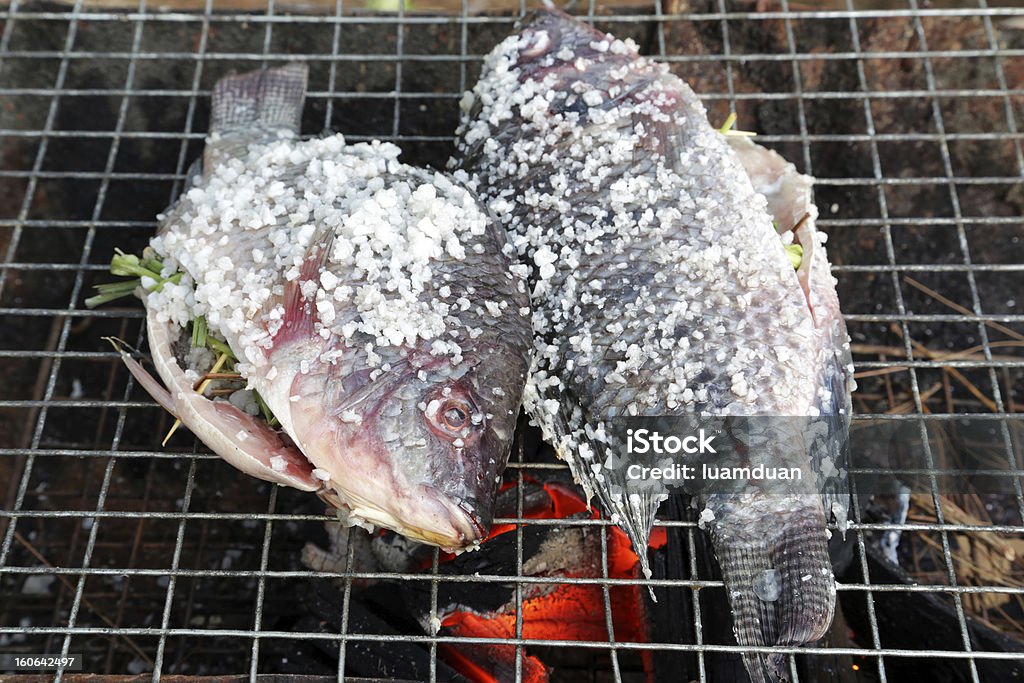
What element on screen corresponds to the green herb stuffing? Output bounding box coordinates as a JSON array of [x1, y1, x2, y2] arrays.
[[717, 112, 756, 138], [89, 248, 281, 432], [190, 315, 208, 349], [785, 243, 804, 270], [85, 248, 183, 309]]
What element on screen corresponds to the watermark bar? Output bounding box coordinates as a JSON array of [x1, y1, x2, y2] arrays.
[[605, 416, 1023, 497], [0, 654, 83, 671]]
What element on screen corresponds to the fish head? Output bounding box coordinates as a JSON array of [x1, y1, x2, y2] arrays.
[[279, 340, 523, 550]]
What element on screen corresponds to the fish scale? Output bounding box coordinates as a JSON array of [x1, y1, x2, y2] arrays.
[[455, 11, 853, 683]]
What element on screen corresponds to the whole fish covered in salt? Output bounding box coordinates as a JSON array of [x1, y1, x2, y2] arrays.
[[119, 64, 532, 551], [453, 11, 854, 682]]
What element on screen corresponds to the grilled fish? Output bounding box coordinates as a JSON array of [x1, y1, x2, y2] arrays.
[[121, 64, 531, 550], [454, 11, 853, 681]]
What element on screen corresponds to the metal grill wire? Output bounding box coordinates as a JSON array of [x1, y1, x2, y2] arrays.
[[0, 0, 1023, 681]]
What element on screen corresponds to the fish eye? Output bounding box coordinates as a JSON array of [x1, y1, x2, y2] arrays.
[[425, 389, 480, 440], [441, 400, 470, 431]]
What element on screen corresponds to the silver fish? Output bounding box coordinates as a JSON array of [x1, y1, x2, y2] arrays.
[[454, 11, 854, 681], [121, 64, 532, 550]]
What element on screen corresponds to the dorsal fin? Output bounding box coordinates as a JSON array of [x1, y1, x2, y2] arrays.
[[211, 63, 308, 135]]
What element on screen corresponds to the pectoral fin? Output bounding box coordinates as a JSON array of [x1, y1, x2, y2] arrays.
[[115, 306, 320, 492]]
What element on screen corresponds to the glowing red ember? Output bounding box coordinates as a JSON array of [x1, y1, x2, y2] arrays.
[[436, 480, 655, 682]]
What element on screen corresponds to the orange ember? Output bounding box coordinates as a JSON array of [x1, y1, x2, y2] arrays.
[[436, 479, 654, 683], [441, 614, 550, 683]]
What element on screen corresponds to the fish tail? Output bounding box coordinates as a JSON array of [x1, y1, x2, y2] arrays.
[[211, 63, 308, 135], [710, 507, 835, 683], [615, 492, 663, 583]]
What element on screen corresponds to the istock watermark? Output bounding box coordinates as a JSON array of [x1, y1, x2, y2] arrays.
[[624, 427, 806, 483], [626, 428, 717, 455], [597, 415, 1023, 499]]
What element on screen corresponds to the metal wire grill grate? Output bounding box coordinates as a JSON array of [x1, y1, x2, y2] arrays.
[[1, 0, 1023, 681]]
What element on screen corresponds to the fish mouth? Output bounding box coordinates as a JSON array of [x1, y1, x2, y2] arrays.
[[290, 417, 493, 549], [402, 496, 488, 548], [320, 481, 489, 550]]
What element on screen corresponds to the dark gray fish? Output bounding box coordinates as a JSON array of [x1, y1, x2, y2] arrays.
[[453, 11, 854, 681], [121, 64, 532, 550]]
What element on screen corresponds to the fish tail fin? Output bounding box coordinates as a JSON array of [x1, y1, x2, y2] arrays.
[[710, 506, 835, 683], [615, 492, 663, 585], [211, 63, 308, 135]]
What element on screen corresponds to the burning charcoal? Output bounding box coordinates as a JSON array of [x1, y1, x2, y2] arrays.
[[305, 582, 471, 683], [297, 480, 650, 682], [421, 516, 648, 681], [301, 479, 645, 682], [440, 615, 551, 683], [395, 514, 600, 618], [303, 480, 569, 578], [403, 518, 599, 683], [301, 517, 381, 576], [493, 479, 563, 519]]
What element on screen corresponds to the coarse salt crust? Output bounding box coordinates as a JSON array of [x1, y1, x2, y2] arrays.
[[150, 135, 506, 382], [454, 16, 854, 551], [457, 29, 812, 462]]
